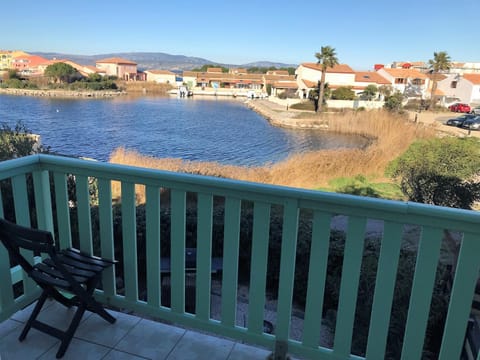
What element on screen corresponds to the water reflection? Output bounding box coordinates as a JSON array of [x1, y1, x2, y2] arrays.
[[0, 95, 368, 166]]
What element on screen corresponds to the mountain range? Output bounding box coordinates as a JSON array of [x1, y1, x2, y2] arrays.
[[32, 52, 297, 71]]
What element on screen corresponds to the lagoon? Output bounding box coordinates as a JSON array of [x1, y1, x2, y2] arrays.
[[0, 95, 368, 166]]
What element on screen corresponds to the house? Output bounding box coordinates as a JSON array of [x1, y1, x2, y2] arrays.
[[391, 61, 428, 72], [437, 73, 480, 105], [144, 70, 176, 84], [11, 55, 49, 75], [295, 62, 356, 98], [0, 50, 29, 69], [353, 71, 391, 98], [182, 69, 264, 90], [264, 72, 297, 97], [95, 57, 145, 80], [376, 67, 428, 98], [449, 62, 480, 75]]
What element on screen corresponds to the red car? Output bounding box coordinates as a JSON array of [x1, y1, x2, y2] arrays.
[[449, 103, 471, 113]]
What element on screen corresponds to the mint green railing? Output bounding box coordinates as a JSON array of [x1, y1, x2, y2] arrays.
[[0, 154, 479, 360]]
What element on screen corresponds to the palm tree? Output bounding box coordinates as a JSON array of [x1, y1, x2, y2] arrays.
[[428, 51, 451, 109], [315, 46, 339, 112]]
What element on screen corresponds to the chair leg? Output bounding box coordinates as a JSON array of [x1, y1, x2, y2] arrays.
[[55, 304, 87, 359], [19, 291, 49, 341]]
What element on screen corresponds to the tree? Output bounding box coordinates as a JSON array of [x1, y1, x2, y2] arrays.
[[0, 121, 47, 161], [314, 46, 339, 112], [361, 84, 378, 100], [44, 62, 79, 83], [384, 91, 404, 112], [387, 137, 480, 209], [428, 51, 451, 109], [331, 86, 355, 100]]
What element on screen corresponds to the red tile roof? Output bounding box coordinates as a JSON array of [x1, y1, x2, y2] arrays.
[[301, 62, 355, 73], [355, 71, 390, 84], [96, 57, 137, 65], [463, 74, 480, 85], [380, 68, 427, 79]]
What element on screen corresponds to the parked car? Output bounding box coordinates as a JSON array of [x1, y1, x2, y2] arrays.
[[446, 114, 476, 127], [449, 103, 471, 113], [462, 116, 480, 130], [471, 106, 480, 115]]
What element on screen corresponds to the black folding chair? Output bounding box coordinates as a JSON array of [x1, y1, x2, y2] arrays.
[[0, 218, 116, 359]]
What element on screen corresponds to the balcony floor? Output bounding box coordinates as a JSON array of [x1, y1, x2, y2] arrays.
[[0, 299, 274, 360]]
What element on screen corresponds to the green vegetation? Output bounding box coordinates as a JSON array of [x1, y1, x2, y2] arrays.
[[44, 62, 79, 83], [1, 68, 118, 91], [383, 91, 404, 112], [360, 84, 378, 100], [314, 46, 339, 112], [190, 64, 229, 73], [0, 121, 47, 161], [320, 175, 404, 200], [387, 137, 480, 209], [246, 66, 296, 75], [331, 86, 355, 100]]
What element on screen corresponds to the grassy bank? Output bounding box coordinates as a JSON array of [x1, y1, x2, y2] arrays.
[[109, 110, 434, 200]]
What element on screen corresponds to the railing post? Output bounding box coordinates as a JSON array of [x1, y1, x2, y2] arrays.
[[270, 340, 289, 360], [32, 170, 54, 234]]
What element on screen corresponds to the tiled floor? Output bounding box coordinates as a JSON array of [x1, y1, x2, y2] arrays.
[[0, 300, 271, 359]]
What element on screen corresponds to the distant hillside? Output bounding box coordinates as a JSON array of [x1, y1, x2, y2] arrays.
[[32, 52, 296, 71]]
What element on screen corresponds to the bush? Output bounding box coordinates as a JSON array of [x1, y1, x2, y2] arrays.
[[387, 137, 480, 208], [384, 92, 404, 112], [331, 86, 355, 100]]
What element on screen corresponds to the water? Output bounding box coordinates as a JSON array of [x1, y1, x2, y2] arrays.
[[0, 95, 368, 166]]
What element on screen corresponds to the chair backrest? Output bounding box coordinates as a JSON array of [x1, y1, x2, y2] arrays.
[[0, 218, 55, 274]]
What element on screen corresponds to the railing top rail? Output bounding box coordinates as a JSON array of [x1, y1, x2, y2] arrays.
[[2, 154, 479, 231]]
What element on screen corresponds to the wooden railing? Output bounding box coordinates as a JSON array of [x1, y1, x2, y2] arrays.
[[0, 154, 479, 359]]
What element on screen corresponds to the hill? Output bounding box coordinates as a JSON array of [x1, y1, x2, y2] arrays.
[[32, 52, 296, 71]]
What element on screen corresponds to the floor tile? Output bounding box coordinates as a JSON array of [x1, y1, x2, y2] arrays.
[[227, 342, 271, 360], [167, 331, 235, 360], [0, 327, 58, 359], [115, 318, 185, 359], [0, 319, 21, 338], [102, 349, 150, 359], [75, 310, 140, 347], [38, 338, 110, 360]]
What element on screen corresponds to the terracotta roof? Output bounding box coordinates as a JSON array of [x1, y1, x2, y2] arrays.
[[146, 70, 176, 75], [264, 74, 296, 81], [463, 74, 480, 85], [301, 62, 355, 73], [207, 67, 223, 73], [380, 68, 427, 79], [434, 88, 445, 95], [96, 57, 137, 65], [354, 72, 390, 84], [272, 81, 298, 89], [12, 55, 49, 67], [266, 70, 289, 76]]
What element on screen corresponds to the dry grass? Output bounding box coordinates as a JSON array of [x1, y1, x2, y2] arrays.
[[117, 81, 173, 95], [109, 110, 435, 199]]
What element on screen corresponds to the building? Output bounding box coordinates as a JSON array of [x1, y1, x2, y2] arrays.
[[11, 55, 49, 75], [144, 70, 176, 84], [0, 50, 29, 69], [96, 57, 145, 80], [437, 73, 480, 105], [376, 68, 429, 98]]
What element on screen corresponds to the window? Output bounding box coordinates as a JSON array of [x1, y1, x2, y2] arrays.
[[395, 78, 406, 84], [451, 81, 457, 88], [411, 78, 424, 85]]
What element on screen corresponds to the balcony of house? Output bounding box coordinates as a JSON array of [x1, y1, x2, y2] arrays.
[[0, 154, 479, 359]]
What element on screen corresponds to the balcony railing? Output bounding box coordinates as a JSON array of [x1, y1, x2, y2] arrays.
[[0, 154, 479, 359]]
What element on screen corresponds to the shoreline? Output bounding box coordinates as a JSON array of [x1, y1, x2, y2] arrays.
[[0, 88, 126, 98]]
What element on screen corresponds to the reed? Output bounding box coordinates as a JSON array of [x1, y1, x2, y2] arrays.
[[109, 110, 435, 199]]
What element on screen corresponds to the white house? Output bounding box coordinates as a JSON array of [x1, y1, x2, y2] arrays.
[[144, 70, 176, 84], [437, 73, 480, 105], [295, 62, 356, 98], [376, 68, 429, 98]]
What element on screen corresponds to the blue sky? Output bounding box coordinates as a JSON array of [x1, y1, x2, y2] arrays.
[[2, 0, 479, 70]]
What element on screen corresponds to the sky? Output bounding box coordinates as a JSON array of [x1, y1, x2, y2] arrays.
[[2, 0, 479, 70]]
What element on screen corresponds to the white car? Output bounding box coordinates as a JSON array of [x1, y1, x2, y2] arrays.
[[471, 106, 480, 115]]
